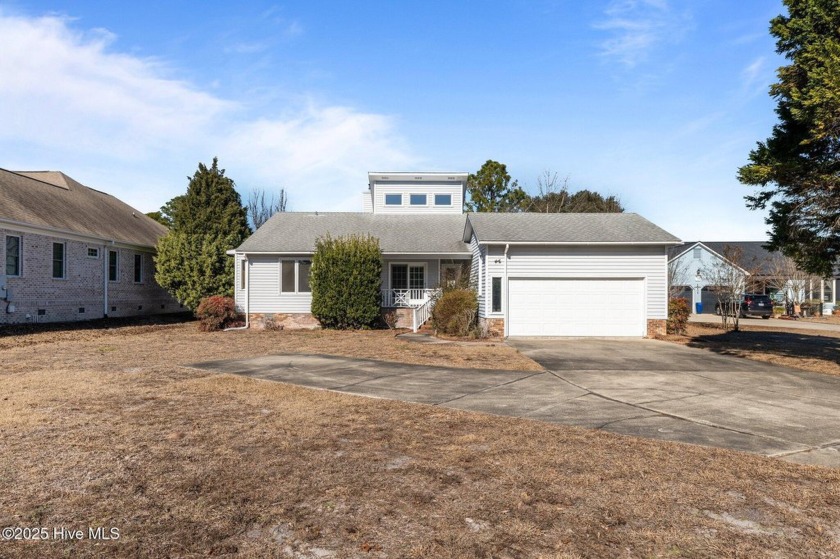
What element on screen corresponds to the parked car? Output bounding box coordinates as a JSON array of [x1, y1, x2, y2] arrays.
[[715, 294, 773, 319]]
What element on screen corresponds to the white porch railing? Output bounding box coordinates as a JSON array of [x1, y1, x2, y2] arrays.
[[412, 297, 436, 333], [381, 288, 438, 308]]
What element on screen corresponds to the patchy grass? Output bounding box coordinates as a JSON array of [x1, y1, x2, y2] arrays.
[[660, 323, 840, 377], [0, 320, 542, 372], [1, 323, 839, 558]]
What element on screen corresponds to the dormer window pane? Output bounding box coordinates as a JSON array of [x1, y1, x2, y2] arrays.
[[410, 194, 427, 205], [385, 194, 402, 205], [434, 194, 452, 206]]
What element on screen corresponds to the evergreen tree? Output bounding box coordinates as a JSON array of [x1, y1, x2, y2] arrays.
[[738, 0, 840, 276], [465, 160, 528, 212], [155, 158, 250, 310]]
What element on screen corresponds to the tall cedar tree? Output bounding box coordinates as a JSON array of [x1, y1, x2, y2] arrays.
[[155, 158, 250, 310], [466, 160, 529, 212], [738, 0, 840, 276]]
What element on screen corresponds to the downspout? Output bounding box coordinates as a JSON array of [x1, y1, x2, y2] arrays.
[[503, 243, 509, 337]]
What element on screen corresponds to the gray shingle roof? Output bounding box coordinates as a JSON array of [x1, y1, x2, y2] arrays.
[[236, 213, 471, 254], [465, 212, 681, 244], [0, 168, 168, 247]]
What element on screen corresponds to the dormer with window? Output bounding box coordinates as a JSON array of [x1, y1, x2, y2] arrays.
[[363, 172, 467, 214]]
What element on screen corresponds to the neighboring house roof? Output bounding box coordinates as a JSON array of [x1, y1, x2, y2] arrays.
[[668, 241, 780, 275], [0, 168, 167, 248], [464, 213, 681, 244], [236, 212, 471, 254]]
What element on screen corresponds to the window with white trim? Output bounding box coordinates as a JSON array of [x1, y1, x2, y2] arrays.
[[385, 193, 402, 206], [434, 194, 452, 206], [5, 235, 21, 276], [52, 242, 65, 279], [390, 263, 425, 290], [410, 193, 427, 206], [87, 247, 100, 258], [491, 277, 502, 313], [280, 260, 311, 293], [240, 258, 246, 290]]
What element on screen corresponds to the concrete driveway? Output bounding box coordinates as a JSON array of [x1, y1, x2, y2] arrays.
[[192, 339, 840, 467]]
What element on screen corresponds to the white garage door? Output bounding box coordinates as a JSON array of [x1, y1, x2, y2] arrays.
[[508, 278, 645, 337]]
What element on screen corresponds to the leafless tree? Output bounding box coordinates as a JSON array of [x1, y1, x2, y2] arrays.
[[699, 245, 748, 330], [247, 188, 287, 229], [668, 257, 692, 299]]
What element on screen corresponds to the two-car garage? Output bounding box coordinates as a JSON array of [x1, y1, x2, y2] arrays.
[[507, 278, 647, 337]]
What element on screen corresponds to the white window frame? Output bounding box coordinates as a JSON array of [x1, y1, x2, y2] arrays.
[[108, 250, 119, 283], [409, 193, 428, 206], [240, 258, 246, 290], [434, 193, 452, 206], [279, 259, 312, 294], [384, 193, 403, 206], [388, 262, 426, 291], [5, 234, 22, 277], [491, 276, 503, 314], [133, 253, 143, 284], [52, 242, 66, 280], [87, 247, 100, 259]]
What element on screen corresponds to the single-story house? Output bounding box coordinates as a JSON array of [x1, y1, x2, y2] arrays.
[[233, 172, 681, 337], [668, 241, 837, 314], [0, 168, 181, 324]]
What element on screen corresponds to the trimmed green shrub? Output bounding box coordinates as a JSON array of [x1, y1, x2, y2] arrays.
[[667, 297, 690, 335], [310, 234, 382, 329], [196, 295, 240, 331], [431, 288, 478, 336]]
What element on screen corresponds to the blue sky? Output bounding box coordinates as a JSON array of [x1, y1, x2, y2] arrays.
[[0, 1, 785, 240]]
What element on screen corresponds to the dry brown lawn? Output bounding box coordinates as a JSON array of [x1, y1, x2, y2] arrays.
[[1, 320, 840, 558], [660, 322, 840, 377]]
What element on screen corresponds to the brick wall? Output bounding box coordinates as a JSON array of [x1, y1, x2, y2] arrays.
[[1, 227, 181, 324]]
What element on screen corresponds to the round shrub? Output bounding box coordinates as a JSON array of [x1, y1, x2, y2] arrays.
[[431, 288, 478, 336], [196, 295, 240, 331]]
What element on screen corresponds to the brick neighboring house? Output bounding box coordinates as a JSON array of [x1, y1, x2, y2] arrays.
[[0, 169, 181, 324]]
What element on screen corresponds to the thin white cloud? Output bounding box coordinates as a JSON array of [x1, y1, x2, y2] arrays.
[[594, 0, 690, 68], [0, 10, 416, 212], [740, 56, 770, 98]]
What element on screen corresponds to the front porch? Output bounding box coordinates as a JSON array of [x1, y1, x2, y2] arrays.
[[380, 258, 470, 331]]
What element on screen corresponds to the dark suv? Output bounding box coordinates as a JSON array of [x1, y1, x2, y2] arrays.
[[715, 294, 773, 319]]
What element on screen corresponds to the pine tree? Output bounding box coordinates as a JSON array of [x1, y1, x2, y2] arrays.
[[738, 0, 840, 276], [155, 158, 250, 310], [466, 160, 528, 212]]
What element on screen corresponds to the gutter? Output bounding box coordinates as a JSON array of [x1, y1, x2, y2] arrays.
[[476, 240, 683, 246], [225, 256, 250, 331]]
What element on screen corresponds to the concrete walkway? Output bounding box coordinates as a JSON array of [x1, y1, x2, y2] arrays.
[[192, 339, 840, 468], [689, 313, 840, 333]]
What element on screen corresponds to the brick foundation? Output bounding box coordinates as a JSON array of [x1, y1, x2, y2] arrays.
[[248, 313, 320, 330], [381, 307, 413, 330], [646, 319, 666, 338], [481, 318, 505, 337]]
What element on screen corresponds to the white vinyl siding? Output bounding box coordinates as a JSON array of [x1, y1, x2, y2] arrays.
[[481, 244, 668, 324], [372, 183, 463, 214], [469, 234, 487, 317], [240, 254, 312, 314], [362, 191, 373, 212]]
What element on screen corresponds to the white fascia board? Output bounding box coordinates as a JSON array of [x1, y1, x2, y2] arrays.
[[476, 240, 683, 246], [667, 241, 701, 263], [0, 218, 158, 253], [696, 242, 751, 275], [234, 250, 471, 258]]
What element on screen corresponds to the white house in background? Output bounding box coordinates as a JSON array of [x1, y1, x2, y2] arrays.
[[668, 241, 837, 314], [0, 168, 181, 324], [232, 172, 682, 337]]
